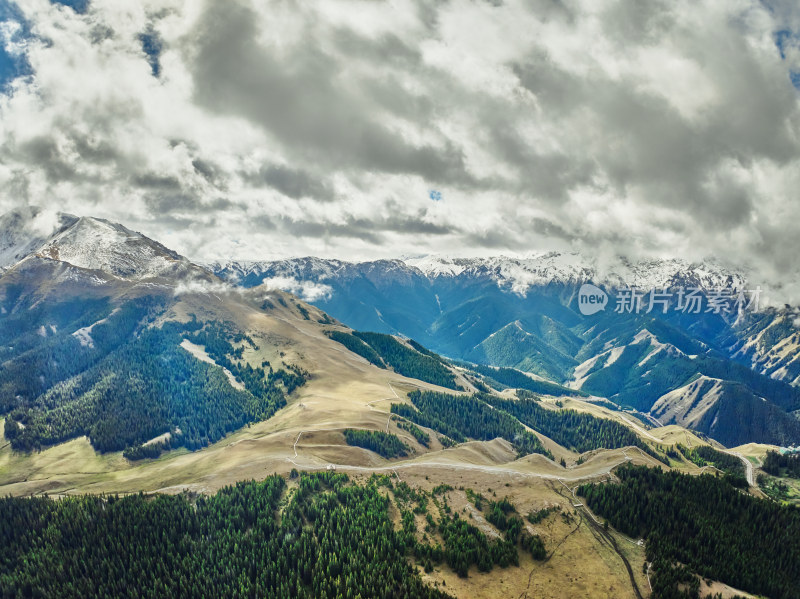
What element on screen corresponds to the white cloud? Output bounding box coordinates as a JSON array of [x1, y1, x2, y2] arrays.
[[0, 0, 799, 299], [261, 276, 333, 302], [27, 207, 61, 237], [173, 277, 237, 297]]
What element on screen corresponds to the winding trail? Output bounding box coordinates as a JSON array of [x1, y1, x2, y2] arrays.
[[366, 382, 401, 432], [552, 481, 644, 599], [286, 448, 638, 483]]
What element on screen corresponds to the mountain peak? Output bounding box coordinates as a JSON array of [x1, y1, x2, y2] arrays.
[[0, 208, 191, 280]]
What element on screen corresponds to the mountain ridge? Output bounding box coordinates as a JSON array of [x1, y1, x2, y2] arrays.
[[212, 253, 800, 448], [0, 207, 202, 281], [0, 207, 797, 452], [213, 253, 753, 296]]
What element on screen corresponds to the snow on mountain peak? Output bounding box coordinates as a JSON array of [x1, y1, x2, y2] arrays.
[[403, 253, 747, 296], [211, 252, 751, 300], [35, 216, 186, 279], [403, 255, 468, 277], [0, 208, 193, 280]]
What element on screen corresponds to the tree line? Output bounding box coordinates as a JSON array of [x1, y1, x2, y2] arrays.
[[343, 429, 409, 458], [468, 363, 585, 397], [0, 472, 452, 599], [485, 395, 666, 462], [381, 475, 548, 578], [677, 444, 745, 479], [393, 390, 553, 459], [762, 450, 800, 478], [327, 330, 462, 390], [395, 417, 431, 447], [578, 464, 800, 599]]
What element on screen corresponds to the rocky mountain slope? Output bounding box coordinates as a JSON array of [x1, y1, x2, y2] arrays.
[[0, 207, 197, 280], [0, 208, 482, 471]]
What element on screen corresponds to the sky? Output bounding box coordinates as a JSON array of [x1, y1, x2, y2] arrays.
[[1, 0, 800, 293]]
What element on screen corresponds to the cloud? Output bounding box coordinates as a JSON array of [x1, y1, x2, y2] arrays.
[[0, 0, 799, 299], [173, 277, 238, 297], [27, 206, 62, 237], [261, 276, 333, 302]]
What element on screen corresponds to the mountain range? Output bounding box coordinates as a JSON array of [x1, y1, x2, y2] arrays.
[[213, 255, 800, 447], [1, 205, 798, 455], [2, 206, 800, 598]]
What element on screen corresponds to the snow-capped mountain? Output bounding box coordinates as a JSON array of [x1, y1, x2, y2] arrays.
[[210, 252, 800, 447], [210, 254, 764, 370], [214, 252, 751, 298], [211, 257, 431, 296], [0, 207, 198, 280], [0, 206, 797, 448], [407, 253, 750, 296]]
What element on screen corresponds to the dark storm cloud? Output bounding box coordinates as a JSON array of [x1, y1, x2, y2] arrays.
[[509, 23, 797, 229], [251, 165, 335, 201], [258, 208, 455, 246], [329, 28, 421, 68], [144, 193, 235, 213], [188, 1, 472, 185], [134, 173, 182, 190], [17, 136, 80, 182], [191, 158, 221, 186], [487, 123, 596, 201]]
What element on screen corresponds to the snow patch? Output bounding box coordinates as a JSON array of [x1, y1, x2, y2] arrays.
[[70, 308, 120, 349]]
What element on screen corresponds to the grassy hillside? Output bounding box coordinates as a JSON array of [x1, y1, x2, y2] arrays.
[[0, 295, 304, 458], [327, 330, 462, 390]]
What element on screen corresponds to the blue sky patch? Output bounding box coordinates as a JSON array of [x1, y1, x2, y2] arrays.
[[773, 29, 800, 90], [774, 29, 793, 60], [49, 0, 89, 14], [0, 2, 32, 91], [139, 27, 163, 77]]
